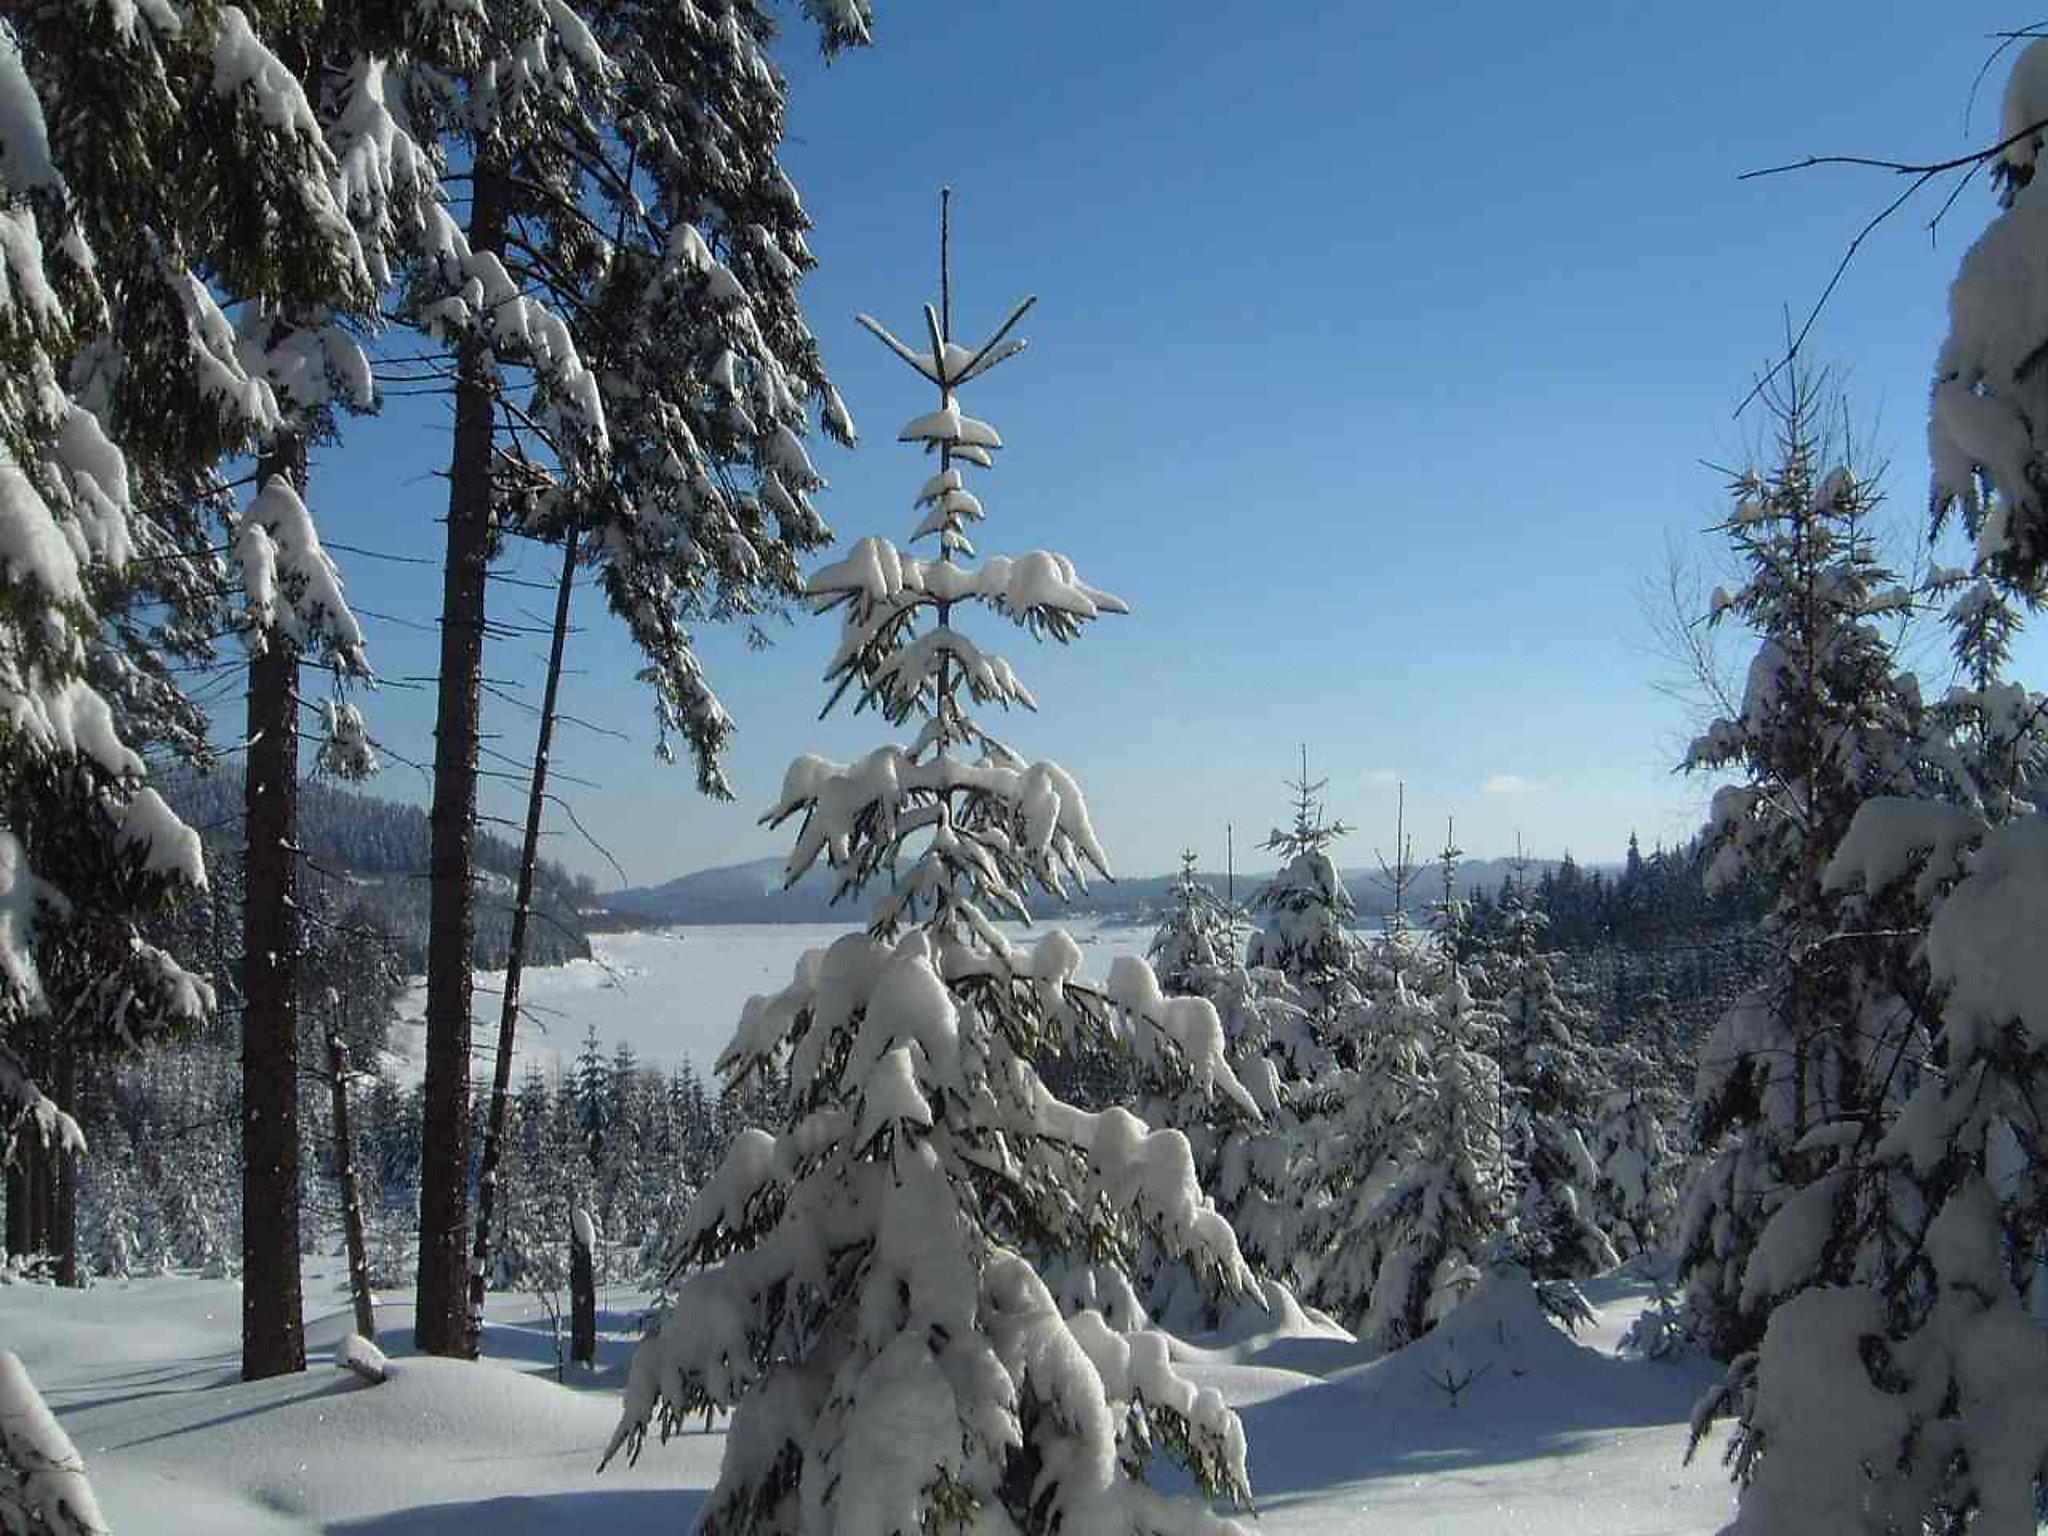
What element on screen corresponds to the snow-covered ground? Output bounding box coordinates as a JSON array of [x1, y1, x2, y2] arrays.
[[235, 925, 1745, 1530], [0, 1258, 1735, 1533], [389, 918, 1157, 1081]]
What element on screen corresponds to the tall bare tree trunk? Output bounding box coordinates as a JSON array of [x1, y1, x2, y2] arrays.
[[7, 1023, 41, 1258], [417, 159, 508, 1358], [29, 1136, 50, 1255], [24, 1019, 50, 1255], [468, 521, 580, 1352], [52, 1040, 75, 1287], [243, 435, 308, 1379], [326, 1026, 376, 1340]]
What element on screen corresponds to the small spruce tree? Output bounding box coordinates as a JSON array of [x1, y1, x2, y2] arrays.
[[607, 200, 1256, 1535], [1488, 875, 1619, 1283], [1247, 757, 1359, 1072]]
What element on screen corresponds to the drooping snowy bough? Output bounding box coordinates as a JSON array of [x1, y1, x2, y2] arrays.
[[0, 1351, 106, 1536], [606, 200, 1257, 1535]]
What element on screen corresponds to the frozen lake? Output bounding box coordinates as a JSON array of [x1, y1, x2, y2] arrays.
[[390, 916, 1156, 1083]]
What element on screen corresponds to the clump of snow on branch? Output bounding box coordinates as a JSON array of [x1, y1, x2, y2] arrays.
[[232, 472, 367, 674]]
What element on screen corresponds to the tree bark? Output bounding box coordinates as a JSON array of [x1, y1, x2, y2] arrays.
[[29, 1135, 50, 1255], [24, 1023, 50, 1255], [3, 1151, 25, 1259], [242, 434, 308, 1380], [569, 1213, 596, 1367], [326, 1026, 377, 1341], [468, 522, 580, 1353], [52, 1040, 75, 1287], [416, 157, 508, 1358]]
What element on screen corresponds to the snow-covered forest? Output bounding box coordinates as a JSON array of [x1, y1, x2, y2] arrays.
[[6, 4, 2048, 1533]]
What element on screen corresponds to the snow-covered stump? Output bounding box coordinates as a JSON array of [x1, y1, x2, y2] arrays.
[[335, 1334, 389, 1387], [0, 1351, 107, 1535], [606, 198, 1258, 1535]]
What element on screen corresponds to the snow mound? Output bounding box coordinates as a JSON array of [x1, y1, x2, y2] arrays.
[[1204, 1267, 1734, 1533], [0, 1267, 720, 1534]]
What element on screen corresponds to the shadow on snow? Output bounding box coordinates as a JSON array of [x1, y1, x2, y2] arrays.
[[333, 1488, 704, 1535]]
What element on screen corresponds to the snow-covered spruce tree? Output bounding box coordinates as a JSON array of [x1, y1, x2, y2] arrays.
[[1487, 874, 1619, 1283], [1244, 815, 1434, 1326], [1590, 1030, 1686, 1262], [1671, 374, 1925, 1365], [1276, 960, 1426, 1334], [607, 205, 1256, 1535], [1696, 588, 2047, 1529], [5, 0, 400, 1310], [1141, 849, 1283, 1149], [1292, 963, 1511, 1351], [1246, 758, 1359, 1069], [1135, 852, 1312, 1326], [9, 0, 381, 780], [1695, 58, 2048, 1530], [1276, 845, 1513, 1348], [1149, 852, 1234, 996], [0, 7, 276, 1225]]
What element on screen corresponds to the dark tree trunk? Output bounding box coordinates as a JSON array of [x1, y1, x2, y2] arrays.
[[468, 522, 580, 1352], [25, 1024, 50, 1254], [52, 1040, 75, 1287], [3, 1152, 25, 1258], [242, 435, 308, 1380], [28, 1136, 50, 1255], [569, 1214, 596, 1367], [327, 1027, 377, 1341], [416, 158, 508, 1358]]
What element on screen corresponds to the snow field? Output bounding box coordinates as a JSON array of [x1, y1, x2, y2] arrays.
[[0, 1258, 1734, 1533], [387, 919, 1156, 1083]]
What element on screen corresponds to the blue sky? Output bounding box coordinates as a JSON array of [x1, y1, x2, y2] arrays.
[[284, 3, 2043, 889]]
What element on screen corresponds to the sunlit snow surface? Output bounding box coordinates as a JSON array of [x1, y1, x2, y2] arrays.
[[389, 918, 1157, 1080], [0, 1257, 1736, 1532]]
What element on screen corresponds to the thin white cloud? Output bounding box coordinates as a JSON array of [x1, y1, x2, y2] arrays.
[[1483, 773, 1553, 796], [1360, 767, 1400, 787]]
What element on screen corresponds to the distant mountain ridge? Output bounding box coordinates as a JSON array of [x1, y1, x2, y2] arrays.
[[611, 853, 1600, 928]]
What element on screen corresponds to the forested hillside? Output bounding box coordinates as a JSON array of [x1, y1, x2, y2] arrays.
[[155, 767, 601, 975], [615, 850, 1597, 925]]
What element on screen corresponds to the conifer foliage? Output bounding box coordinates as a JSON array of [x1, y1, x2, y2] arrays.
[[1694, 59, 2048, 1529], [1672, 377, 1923, 1364], [1488, 876, 1618, 1285], [1247, 757, 1358, 1050], [608, 198, 1257, 1536], [1148, 853, 1235, 997]]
